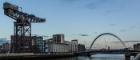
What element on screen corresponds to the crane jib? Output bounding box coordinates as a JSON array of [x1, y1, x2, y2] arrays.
[[3, 2, 46, 23]]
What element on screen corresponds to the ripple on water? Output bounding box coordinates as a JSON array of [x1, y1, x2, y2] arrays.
[[89, 54, 125, 60]]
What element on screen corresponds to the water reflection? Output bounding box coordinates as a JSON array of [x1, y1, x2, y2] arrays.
[[48, 57, 78, 60], [48, 54, 125, 60]]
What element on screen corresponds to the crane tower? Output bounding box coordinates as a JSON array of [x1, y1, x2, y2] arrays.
[[3, 2, 46, 53]]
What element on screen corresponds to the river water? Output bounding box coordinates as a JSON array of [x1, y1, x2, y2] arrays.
[[49, 54, 126, 60]]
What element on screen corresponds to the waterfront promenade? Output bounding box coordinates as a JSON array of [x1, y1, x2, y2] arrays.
[[0, 54, 125, 60], [0, 53, 79, 59]]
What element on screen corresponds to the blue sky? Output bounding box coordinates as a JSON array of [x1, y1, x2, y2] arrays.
[[0, 0, 140, 47]]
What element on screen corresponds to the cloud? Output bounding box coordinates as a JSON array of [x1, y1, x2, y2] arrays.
[[129, 26, 136, 29], [61, 0, 79, 2], [79, 34, 89, 36], [71, 33, 89, 36], [60, 0, 80, 5], [85, 0, 127, 15], [59, 0, 127, 14], [94, 32, 98, 34], [85, 0, 109, 9], [109, 24, 116, 26], [85, 2, 96, 9], [120, 29, 127, 32]]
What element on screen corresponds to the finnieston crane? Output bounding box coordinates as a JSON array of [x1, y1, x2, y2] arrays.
[[3, 2, 46, 53]]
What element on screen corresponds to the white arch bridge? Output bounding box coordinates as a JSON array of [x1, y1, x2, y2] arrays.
[[89, 33, 127, 49], [78, 33, 140, 56]]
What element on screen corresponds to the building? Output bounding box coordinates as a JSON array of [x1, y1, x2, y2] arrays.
[[11, 35, 44, 53], [44, 34, 83, 54], [71, 40, 78, 53], [64, 41, 72, 52], [64, 40, 78, 53], [45, 39, 70, 54], [0, 43, 10, 53], [53, 34, 64, 43], [11, 35, 32, 53], [0, 38, 10, 53], [48, 43, 70, 53], [44, 38, 53, 53], [134, 43, 140, 51], [32, 36, 44, 53], [44, 34, 72, 54], [78, 44, 86, 52]]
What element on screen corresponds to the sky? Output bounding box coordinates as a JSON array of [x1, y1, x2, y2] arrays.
[[0, 0, 140, 48]]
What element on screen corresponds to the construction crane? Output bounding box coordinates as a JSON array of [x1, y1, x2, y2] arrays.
[[3, 2, 46, 53]]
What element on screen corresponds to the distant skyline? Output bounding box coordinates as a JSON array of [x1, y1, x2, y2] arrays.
[[0, 0, 140, 47]]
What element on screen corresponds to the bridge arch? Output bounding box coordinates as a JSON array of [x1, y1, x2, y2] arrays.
[[89, 33, 127, 49]]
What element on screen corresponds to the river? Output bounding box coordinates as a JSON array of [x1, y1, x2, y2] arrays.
[[49, 54, 126, 60]]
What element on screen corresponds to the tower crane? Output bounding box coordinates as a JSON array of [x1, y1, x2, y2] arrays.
[[3, 2, 46, 53]]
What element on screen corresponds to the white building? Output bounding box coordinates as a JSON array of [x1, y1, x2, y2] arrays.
[[64, 40, 78, 53], [44, 34, 79, 54], [53, 34, 64, 43], [48, 43, 69, 53], [71, 40, 78, 53], [44, 38, 70, 53]]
